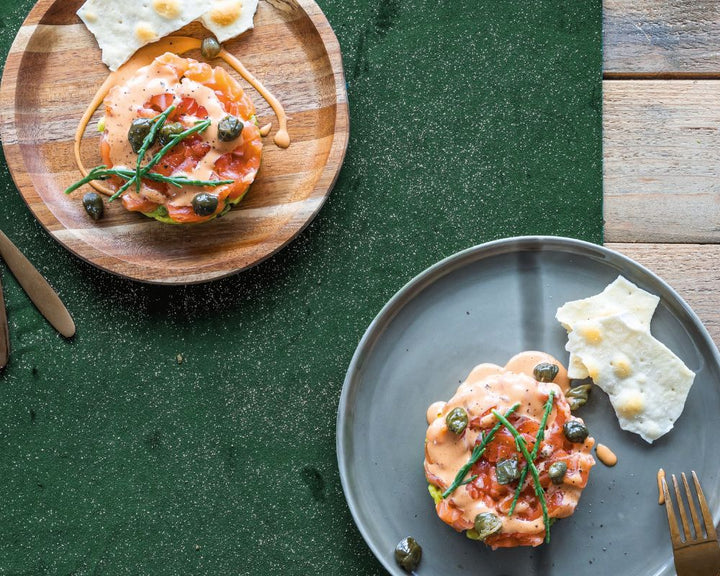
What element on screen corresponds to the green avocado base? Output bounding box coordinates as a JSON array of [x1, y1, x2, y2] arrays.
[[140, 186, 250, 224]]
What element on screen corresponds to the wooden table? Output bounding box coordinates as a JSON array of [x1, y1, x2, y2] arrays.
[[604, 0, 720, 343]]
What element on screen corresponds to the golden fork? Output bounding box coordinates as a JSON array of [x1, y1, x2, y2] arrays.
[[660, 470, 720, 576]]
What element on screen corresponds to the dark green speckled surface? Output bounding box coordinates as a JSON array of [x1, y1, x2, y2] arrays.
[[0, 1, 601, 574]]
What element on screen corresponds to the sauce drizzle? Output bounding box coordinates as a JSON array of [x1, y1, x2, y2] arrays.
[[426, 401, 446, 425], [595, 443, 617, 467], [218, 49, 290, 148], [504, 351, 571, 394]]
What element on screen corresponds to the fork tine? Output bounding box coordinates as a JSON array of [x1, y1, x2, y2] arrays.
[[692, 470, 718, 541], [681, 472, 702, 539], [672, 474, 691, 541], [662, 477, 682, 545]]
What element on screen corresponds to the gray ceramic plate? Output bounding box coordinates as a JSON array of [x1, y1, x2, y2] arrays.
[[337, 236, 720, 576]]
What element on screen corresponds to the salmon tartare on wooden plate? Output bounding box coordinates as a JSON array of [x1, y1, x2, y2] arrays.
[[0, 0, 348, 284], [92, 51, 263, 225]]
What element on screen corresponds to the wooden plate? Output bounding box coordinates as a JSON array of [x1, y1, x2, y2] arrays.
[[0, 0, 348, 284]]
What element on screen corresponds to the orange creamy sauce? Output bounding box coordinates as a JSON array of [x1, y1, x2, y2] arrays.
[[74, 36, 289, 209], [424, 351, 596, 548], [97, 52, 264, 222], [103, 53, 257, 207], [595, 443, 617, 467], [657, 468, 666, 505]]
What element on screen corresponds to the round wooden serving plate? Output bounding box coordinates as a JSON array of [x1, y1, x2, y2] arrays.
[[0, 0, 349, 284]]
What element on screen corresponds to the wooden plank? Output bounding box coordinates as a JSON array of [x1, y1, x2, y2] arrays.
[[603, 79, 720, 243], [607, 242, 720, 347], [604, 0, 720, 75]]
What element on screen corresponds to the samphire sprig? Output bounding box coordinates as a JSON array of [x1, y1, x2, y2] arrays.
[[441, 402, 521, 499], [65, 106, 230, 202], [458, 474, 478, 487], [63, 165, 233, 196], [508, 390, 555, 516], [134, 104, 177, 191], [110, 118, 213, 201], [491, 408, 552, 543]]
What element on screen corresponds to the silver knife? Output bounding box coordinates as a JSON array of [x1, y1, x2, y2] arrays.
[[0, 273, 8, 369], [0, 231, 75, 338]]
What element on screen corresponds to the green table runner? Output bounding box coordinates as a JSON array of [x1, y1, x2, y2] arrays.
[[0, 1, 601, 573]]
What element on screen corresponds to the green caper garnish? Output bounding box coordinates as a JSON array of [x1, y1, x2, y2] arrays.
[[218, 115, 244, 142], [158, 122, 185, 146], [566, 384, 592, 411], [82, 192, 104, 221], [533, 362, 559, 383], [548, 461, 568, 484], [445, 407, 468, 435], [473, 512, 502, 540], [563, 420, 589, 443], [191, 193, 219, 216], [394, 537, 422, 572], [128, 118, 154, 154], [201, 36, 221, 59], [495, 456, 520, 485]]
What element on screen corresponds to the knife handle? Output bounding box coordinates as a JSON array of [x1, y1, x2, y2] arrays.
[[0, 231, 75, 338], [0, 274, 9, 369]]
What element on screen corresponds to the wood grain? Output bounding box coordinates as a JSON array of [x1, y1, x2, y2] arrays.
[[607, 243, 720, 345], [603, 80, 720, 243], [603, 2, 720, 353], [0, 0, 349, 284], [604, 0, 720, 75]]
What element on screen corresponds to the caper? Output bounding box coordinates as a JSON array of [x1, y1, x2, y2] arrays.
[[473, 512, 502, 540], [128, 118, 154, 154], [191, 193, 219, 217], [445, 407, 468, 435], [394, 537, 422, 572], [158, 122, 185, 147], [495, 456, 520, 485], [201, 36, 221, 59], [548, 461, 568, 485], [563, 420, 589, 443], [533, 362, 559, 383], [218, 115, 244, 142], [82, 192, 104, 220], [566, 384, 592, 411]]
